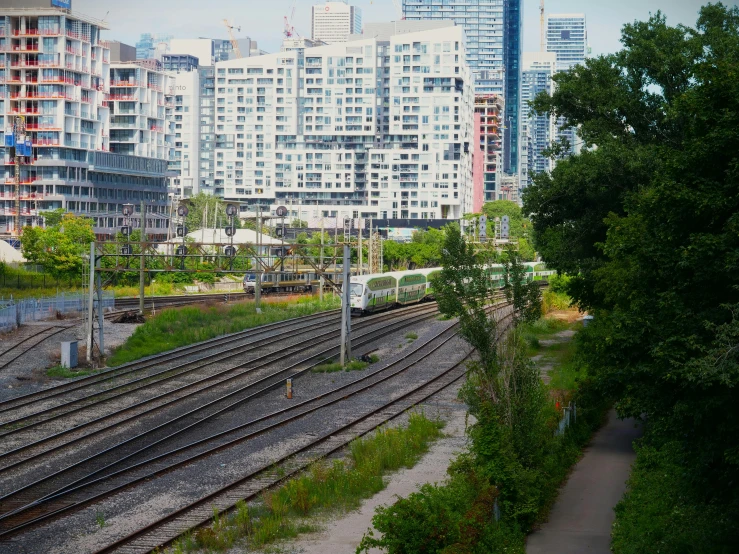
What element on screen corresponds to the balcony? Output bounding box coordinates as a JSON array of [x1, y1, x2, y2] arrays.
[[34, 139, 61, 147], [110, 80, 140, 87], [12, 29, 41, 36]]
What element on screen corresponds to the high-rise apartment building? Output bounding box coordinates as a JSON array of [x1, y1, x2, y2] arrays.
[[474, 95, 504, 204], [546, 14, 587, 155], [135, 33, 173, 60], [546, 14, 587, 72], [109, 60, 173, 159], [0, 3, 170, 238], [168, 70, 200, 199], [311, 2, 362, 44], [213, 24, 473, 223], [403, 0, 522, 181], [519, 52, 556, 189]]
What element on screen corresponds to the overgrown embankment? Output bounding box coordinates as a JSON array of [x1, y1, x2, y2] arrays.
[[356, 229, 608, 553], [106, 295, 340, 366], [163, 413, 443, 553]]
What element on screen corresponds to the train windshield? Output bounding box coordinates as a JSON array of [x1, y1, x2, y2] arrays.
[[350, 283, 364, 297], [244, 273, 256, 282]]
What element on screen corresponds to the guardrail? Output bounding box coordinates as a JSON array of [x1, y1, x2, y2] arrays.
[[0, 292, 115, 332]]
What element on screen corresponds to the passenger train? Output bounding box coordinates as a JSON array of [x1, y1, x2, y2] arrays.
[[349, 263, 553, 314]]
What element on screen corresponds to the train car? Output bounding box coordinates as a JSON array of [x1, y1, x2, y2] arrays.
[[348, 262, 553, 314], [349, 274, 398, 314], [242, 272, 313, 293]]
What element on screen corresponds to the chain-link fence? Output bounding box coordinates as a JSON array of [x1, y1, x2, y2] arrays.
[[0, 292, 115, 332]]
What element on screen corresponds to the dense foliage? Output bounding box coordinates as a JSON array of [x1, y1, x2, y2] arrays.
[[20, 213, 95, 280], [524, 3, 739, 549]]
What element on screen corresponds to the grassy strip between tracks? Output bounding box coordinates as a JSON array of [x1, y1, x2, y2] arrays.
[[158, 412, 444, 553], [107, 295, 341, 367]]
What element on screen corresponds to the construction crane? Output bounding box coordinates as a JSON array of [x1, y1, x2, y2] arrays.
[[540, 0, 546, 52], [223, 19, 242, 59], [391, 0, 404, 20], [284, 1, 297, 38]]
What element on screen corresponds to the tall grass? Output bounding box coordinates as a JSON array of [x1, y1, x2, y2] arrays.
[[107, 295, 340, 366], [166, 412, 444, 553]]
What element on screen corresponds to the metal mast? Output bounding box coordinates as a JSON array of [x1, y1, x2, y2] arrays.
[[223, 20, 242, 59], [540, 0, 546, 52], [13, 116, 26, 236]]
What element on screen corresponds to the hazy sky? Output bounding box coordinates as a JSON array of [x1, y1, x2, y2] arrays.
[[75, 0, 725, 56]]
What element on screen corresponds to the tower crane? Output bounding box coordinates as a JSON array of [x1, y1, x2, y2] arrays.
[[391, 0, 404, 20], [284, 1, 297, 38], [223, 19, 242, 59], [540, 0, 546, 52]]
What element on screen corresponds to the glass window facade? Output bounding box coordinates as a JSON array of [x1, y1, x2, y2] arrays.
[[403, 0, 522, 174]]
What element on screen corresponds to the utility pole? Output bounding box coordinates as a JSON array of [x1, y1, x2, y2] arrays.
[[340, 243, 351, 365], [255, 206, 262, 313], [139, 200, 146, 316], [319, 218, 325, 302], [358, 218, 363, 275], [86, 242, 95, 364], [96, 250, 104, 359]]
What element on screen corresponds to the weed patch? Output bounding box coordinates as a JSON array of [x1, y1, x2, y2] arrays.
[[404, 332, 418, 341], [107, 296, 340, 366], [312, 357, 372, 373], [165, 412, 444, 553], [46, 365, 101, 379]]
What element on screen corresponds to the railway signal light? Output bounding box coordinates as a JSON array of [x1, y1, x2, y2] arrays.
[[177, 204, 189, 217], [224, 245, 236, 257], [120, 244, 132, 256], [120, 225, 132, 237], [225, 225, 236, 237], [478, 214, 487, 240], [501, 215, 510, 239], [176, 225, 187, 238], [225, 203, 238, 217], [176, 245, 188, 257]]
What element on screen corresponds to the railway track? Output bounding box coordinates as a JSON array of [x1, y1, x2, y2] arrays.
[[91, 307, 515, 554], [0, 293, 251, 374], [0, 304, 435, 446], [0, 309, 342, 419], [0, 325, 76, 371], [0, 304, 447, 531], [0, 300, 511, 547]]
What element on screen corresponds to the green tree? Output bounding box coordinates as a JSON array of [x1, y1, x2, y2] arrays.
[[20, 214, 95, 279], [503, 247, 542, 324], [182, 193, 242, 234], [523, 3, 739, 536], [39, 208, 66, 227]]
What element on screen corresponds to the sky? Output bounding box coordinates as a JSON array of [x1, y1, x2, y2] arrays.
[[74, 0, 726, 56]]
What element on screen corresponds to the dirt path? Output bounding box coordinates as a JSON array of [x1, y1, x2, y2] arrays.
[[526, 410, 642, 554]]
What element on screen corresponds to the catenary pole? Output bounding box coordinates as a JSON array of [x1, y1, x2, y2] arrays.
[[319, 218, 324, 302], [139, 200, 145, 316], [86, 242, 95, 363], [255, 206, 262, 313], [340, 243, 351, 365]]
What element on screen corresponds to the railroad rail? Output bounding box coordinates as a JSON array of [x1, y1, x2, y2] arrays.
[[0, 325, 76, 371], [0, 304, 449, 536], [92, 308, 515, 554], [0, 300, 511, 545]]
